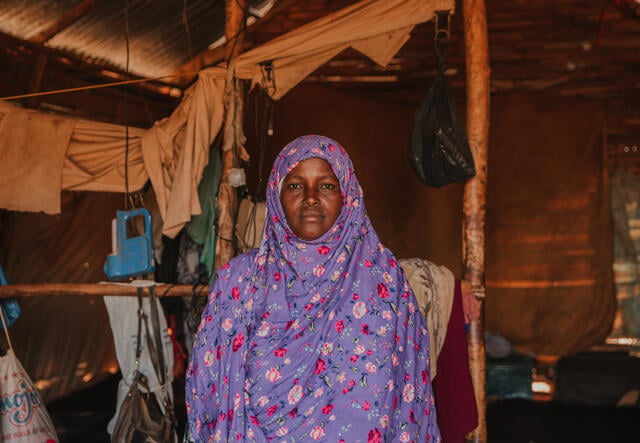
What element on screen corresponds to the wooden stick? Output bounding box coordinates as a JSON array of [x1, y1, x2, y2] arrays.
[[0, 283, 208, 298], [462, 0, 490, 441], [215, 0, 248, 271]]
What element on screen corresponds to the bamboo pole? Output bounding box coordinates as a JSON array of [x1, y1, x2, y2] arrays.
[[215, 0, 248, 271], [0, 283, 205, 298], [462, 0, 490, 442]]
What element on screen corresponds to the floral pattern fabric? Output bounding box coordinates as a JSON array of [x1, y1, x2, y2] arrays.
[[186, 135, 440, 442]]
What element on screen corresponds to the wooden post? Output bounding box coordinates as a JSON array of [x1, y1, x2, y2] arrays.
[[462, 0, 490, 442], [215, 0, 248, 271]]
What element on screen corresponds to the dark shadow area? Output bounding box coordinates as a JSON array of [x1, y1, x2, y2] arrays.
[[488, 399, 639, 443]]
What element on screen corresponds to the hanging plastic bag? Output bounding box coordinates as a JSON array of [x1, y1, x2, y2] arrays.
[[0, 309, 58, 443], [408, 14, 476, 188]]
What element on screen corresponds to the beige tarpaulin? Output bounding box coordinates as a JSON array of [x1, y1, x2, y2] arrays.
[[0, 0, 454, 236], [0, 101, 147, 213]]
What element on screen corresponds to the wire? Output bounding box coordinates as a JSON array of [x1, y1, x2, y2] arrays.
[[183, 0, 193, 60], [0, 74, 196, 101], [124, 0, 131, 210]]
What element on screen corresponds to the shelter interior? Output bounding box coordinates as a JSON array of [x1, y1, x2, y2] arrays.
[[0, 0, 639, 441]]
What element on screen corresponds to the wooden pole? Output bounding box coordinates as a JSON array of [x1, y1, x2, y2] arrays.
[[0, 283, 205, 298], [462, 0, 490, 441], [215, 0, 248, 271]]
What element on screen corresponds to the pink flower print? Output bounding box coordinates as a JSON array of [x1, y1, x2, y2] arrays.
[[382, 310, 392, 320], [379, 415, 389, 428], [315, 358, 327, 374], [274, 348, 288, 357], [310, 426, 326, 440], [377, 283, 390, 298], [317, 245, 330, 255], [354, 344, 366, 355], [221, 318, 233, 331], [328, 144, 336, 152], [313, 264, 325, 277], [289, 408, 297, 418], [399, 431, 411, 442], [361, 324, 369, 335], [389, 258, 397, 268], [350, 355, 359, 363], [335, 320, 344, 333], [274, 272, 281, 282], [382, 272, 393, 283], [267, 405, 277, 416], [256, 321, 270, 337], [353, 301, 367, 319], [266, 367, 281, 382], [365, 362, 377, 373], [422, 369, 429, 384], [368, 428, 382, 443], [362, 400, 371, 411], [232, 332, 244, 352], [409, 409, 416, 423], [337, 252, 346, 263], [231, 287, 240, 300], [322, 404, 334, 414], [363, 259, 372, 268], [205, 314, 212, 323], [203, 350, 214, 366], [288, 385, 304, 405], [403, 383, 415, 402], [392, 353, 399, 366], [320, 342, 334, 355]]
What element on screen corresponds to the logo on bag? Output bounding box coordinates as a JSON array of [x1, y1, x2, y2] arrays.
[[0, 378, 43, 426]]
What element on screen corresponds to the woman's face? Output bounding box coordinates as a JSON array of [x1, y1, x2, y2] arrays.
[[280, 157, 342, 241]]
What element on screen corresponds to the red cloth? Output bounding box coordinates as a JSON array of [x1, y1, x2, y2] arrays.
[[432, 279, 478, 442]]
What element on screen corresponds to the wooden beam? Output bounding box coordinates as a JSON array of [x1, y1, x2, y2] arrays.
[[26, 53, 48, 107], [0, 283, 206, 298], [31, 0, 103, 44], [214, 0, 248, 271], [462, 0, 490, 442]]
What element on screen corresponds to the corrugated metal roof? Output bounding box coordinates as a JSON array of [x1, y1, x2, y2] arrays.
[[0, 0, 272, 79]]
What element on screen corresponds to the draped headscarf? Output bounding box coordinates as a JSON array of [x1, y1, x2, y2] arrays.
[[186, 135, 440, 442]]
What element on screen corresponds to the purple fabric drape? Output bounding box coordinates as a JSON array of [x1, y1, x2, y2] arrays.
[[186, 135, 440, 442]]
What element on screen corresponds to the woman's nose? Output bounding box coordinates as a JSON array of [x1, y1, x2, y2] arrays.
[[303, 189, 319, 206]]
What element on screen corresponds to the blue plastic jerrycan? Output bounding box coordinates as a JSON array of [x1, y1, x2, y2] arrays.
[[104, 208, 155, 280]]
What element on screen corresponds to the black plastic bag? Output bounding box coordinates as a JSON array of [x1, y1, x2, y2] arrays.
[[408, 65, 476, 188]]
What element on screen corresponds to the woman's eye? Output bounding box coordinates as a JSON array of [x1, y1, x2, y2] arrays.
[[321, 183, 336, 190], [288, 183, 302, 190]]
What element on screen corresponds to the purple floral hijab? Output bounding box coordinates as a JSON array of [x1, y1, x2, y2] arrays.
[[186, 135, 440, 442]]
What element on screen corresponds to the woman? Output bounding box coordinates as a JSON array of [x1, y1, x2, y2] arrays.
[[186, 135, 440, 442]]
